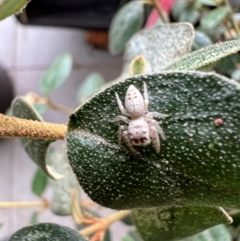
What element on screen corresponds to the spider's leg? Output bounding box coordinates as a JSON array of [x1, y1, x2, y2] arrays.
[[115, 92, 128, 115], [118, 125, 128, 146], [122, 130, 140, 155], [150, 126, 160, 153], [143, 82, 149, 113], [111, 116, 129, 124], [148, 119, 166, 140], [146, 111, 168, 119]]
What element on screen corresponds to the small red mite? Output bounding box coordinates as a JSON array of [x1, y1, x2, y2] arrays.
[[214, 118, 223, 125]]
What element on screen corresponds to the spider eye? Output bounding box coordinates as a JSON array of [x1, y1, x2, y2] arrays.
[[132, 138, 139, 144], [140, 137, 147, 143]]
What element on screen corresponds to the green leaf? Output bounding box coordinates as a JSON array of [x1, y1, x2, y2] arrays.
[[180, 224, 232, 241], [77, 73, 105, 104], [179, 7, 200, 25], [201, 6, 230, 30], [121, 214, 133, 226], [130, 55, 146, 76], [0, 0, 30, 20], [166, 39, 240, 71], [8, 223, 88, 241], [33, 103, 48, 116], [197, 0, 217, 6], [48, 146, 81, 216], [12, 97, 63, 180], [67, 72, 240, 209], [41, 54, 73, 96], [192, 31, 213, 51], [32, 168, 48, 197], [133, 206, 232, 241], [231, 69, 240, 82], [121, 23, 194, 78], [109, 0, 144, 55], [30, 211, 39, 225], [171, 1, 188, 20]]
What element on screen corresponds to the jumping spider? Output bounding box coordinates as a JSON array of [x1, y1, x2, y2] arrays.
[[111, 82, 168, 155]]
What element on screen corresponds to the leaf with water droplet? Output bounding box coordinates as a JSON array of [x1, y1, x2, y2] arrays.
[[109, 1, 144, 55], [8, 223, 88, 241], [12, 97, 63, 180], [67, 71, 240, 210], [133, 206, 232, 241], [0, 0, 30, 20], [48, 146, 81, 216], [166, 39, 240, 71]]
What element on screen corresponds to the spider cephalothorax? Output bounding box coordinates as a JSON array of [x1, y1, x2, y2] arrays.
[[111, 82, 168, 155]]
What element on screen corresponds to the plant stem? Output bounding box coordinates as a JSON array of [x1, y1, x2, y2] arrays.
[[0, 114, 67, 140], [79, 210, 131, 237], [151, 0, 169, 23], [0, 200, 49, 209]]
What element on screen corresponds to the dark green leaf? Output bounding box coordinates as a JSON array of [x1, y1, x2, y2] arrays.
[[121, 23, 194, 78], [166, 39, 240, 71], [201, 6, 230, 30], [67, 72, 240, 209], [12, 97, 63, 179], [133, 206, 232, 241], [41, 54, 73, 96], [30, 211, 39, 225], [8, 223, 88, 241], [32, 168, 48, 197], [77, 73, 105, 104], [109, 1, 144, 55], [180, 224, 231, 241], [192, 31, 213, 51], [48, 146, 81, 216], [214, 53, 240, 76], [121, 214, 133, 226], [0, 0, 30, 20], [179, 7, 200, 25]]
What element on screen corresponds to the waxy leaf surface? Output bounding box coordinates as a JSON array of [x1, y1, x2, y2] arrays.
[[67, 72, 240, 209]]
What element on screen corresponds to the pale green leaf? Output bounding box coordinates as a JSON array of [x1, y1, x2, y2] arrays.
[[0, 0, 30, 20], [31, 168, 48, 197], [49, 146, 81, 216], [66, 72, 240, 210], [41, 54, 73, 96], [166, 39, 240, 71], [30, 211, 39, 225], [197, 0, 217, 6], [201, 6, 230, 30], [33, 103, 48, 116], [231, 69, 240, 82], [12, 97, 63, 180], [130, 55, 146, 76], [8, 223, 88, 241], [179, 7, 200, 25], [171, 1, 188, 20], [133, 206, 232, 241], [109, 0, 144, 55], [192, 31, 213, 51], [181, 224, 232, 241], [77, 73, 105, 104]]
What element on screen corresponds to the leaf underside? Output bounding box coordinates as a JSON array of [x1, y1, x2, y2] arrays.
[[133, 206, 232, 241], [12, 97, 62, 180], [67, 71, 240, 210]]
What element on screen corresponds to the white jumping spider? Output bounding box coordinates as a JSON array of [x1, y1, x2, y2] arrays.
[[111, 82, 168, 155]]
